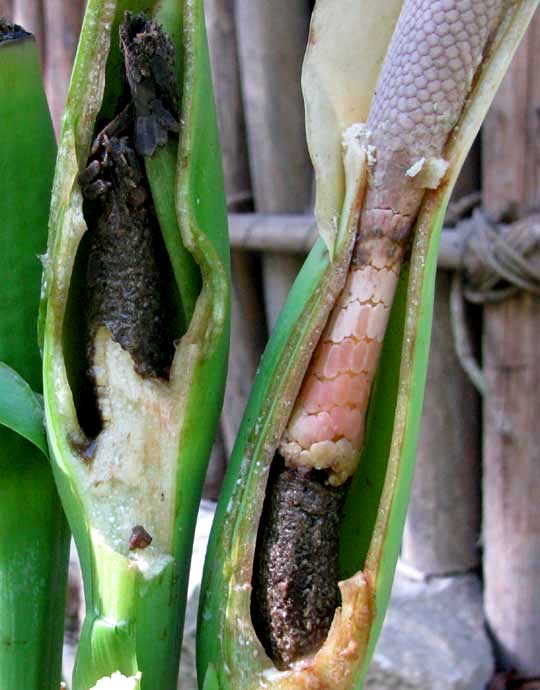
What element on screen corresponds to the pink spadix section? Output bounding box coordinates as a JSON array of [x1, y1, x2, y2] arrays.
[[280, 261, 399, 486], [280, 0, 506, 485]]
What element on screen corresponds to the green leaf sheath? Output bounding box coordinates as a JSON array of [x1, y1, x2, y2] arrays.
[[197, 2, 540, 690], [40, 1, 229, 688], [0, 364, 47, 456], [145, 142, 201, 329], [0, 431, 69, 690], [0, 30, 70, 690], [0, 36, 53, 391]]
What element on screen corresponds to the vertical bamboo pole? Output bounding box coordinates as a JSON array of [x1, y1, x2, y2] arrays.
[[206, 0, 251, 211], [206, 0, 265, 461], [203, 431, 227, 501], [224, 253, 266, 451], [13, 0, 43, 43], [235, 0, 312, 329], [401, 273, 481, 574], [482, 10, 540, 674], [402, 161, 482, 576], [42, 0, 85, 135], [0, 1, 13, 19]]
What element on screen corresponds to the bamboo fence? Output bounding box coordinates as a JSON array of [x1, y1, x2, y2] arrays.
[[1, 0, 540, 681]]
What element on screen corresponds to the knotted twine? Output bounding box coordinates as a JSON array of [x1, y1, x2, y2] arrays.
[[450, 209, 540, 394]]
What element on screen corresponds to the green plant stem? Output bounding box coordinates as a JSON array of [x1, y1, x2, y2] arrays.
[[0, 26, 70, 690], [41, 1, 229, 687]]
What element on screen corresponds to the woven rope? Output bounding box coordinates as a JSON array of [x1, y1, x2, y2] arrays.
[[459, 210, 540, 303], [450, 210, 540, 394]]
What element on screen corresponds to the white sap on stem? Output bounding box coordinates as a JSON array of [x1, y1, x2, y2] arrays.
[[280, 0, 506, 486]]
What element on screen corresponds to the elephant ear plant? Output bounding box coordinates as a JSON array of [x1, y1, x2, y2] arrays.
[[40, 0, 229, 688], [0, 19, 70, 690], [198, 2, 539, 690]]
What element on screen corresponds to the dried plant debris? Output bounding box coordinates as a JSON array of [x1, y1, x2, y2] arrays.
[[119, 12, 180, 157], [0, 18, 31, 42], [251, 456, 347, 669], [128, 525, 153, 550], [79, 12, 179, 385]]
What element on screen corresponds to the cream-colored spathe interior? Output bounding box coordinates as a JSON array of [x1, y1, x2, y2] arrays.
[[83, 326, 180, 558]]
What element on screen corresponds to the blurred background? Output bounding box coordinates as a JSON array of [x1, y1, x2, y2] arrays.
[[1, 2, 539, 689]]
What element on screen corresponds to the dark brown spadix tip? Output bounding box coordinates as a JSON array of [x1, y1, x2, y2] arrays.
[[0, 18, 31, 43], [120, 12, 180, 157], [251, 456, 347, 669], [79, 13, 180, 384]]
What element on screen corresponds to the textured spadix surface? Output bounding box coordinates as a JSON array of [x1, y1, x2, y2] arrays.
[[198, 0, 539, 689], [280, 0, 506, 485]]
